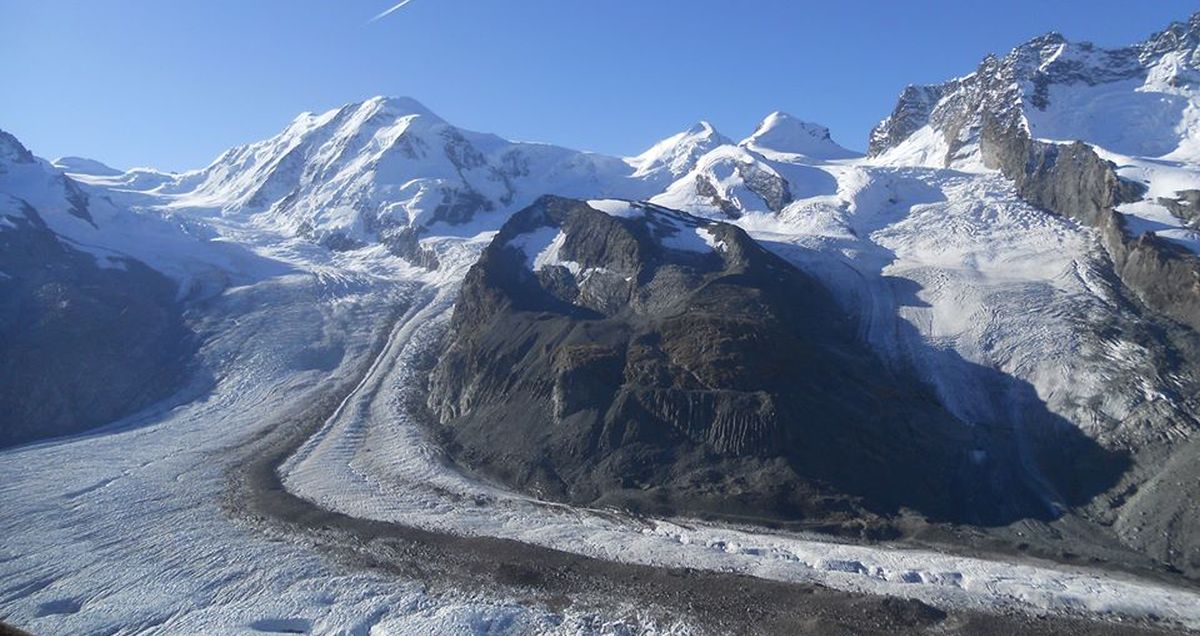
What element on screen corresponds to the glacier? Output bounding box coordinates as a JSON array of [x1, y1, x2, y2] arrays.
[[4, 12, 1200, 635]]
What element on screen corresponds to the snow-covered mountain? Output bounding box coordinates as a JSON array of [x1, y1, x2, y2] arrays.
[[628, 120, 731, 180], [0, 132, 200, 446], [1, 131, 99, 229], [89, 96, 861, 262], [869, 12, 1200, 168], [1, 131, 275, 295], [742, 111, 861, 160], [867, 11, 1200, 253], [5, 12, 1200, 636], [123, 97, 662, 263], [52, 156, 123, 177], [868, 12, 1200, 333]]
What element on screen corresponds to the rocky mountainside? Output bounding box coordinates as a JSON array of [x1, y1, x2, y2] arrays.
[[870, 13, 1200, 334], [869, 12, 1200, 166], [797, 13, 1200, 575], [426, 196, 1126, 531], [0, 132, 196, 447], [644, 112, 857, 218]]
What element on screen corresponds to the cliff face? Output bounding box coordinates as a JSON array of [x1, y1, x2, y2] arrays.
[[868, 13, 1200, 335], [426, 196, 1124, 532]]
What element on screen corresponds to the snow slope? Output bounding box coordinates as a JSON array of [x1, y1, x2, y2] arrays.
[[740, 111, 861, 161], [52, 156, 123, 177], [95, 97, 668, 251], [0, 131, 283, 299], [628, 121, 731, 180]]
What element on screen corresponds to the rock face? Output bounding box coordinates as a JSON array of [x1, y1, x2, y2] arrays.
[[649, 145, 798, 218], [427, 196, 1116, 529], [867, 85, 946, 157], [870, 13, 1200, 165], [1157, 189, 1200, 228]]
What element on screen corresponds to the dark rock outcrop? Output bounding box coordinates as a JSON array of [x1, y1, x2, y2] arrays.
[[427, 196, 1110, 530], [1158, 189, 1200, 228], [868, 84, 948, 157]]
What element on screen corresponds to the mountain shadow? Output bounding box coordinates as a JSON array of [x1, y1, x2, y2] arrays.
[[0, 204, 201, 448]]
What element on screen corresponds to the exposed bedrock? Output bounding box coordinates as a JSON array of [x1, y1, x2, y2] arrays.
[[427, 196, 1125, 534]]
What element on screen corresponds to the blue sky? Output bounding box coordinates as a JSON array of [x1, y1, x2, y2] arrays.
[[1, 1, 1194, 171]]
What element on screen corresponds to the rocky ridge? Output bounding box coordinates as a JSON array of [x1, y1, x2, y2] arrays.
[[425, 195, 1123, 532]]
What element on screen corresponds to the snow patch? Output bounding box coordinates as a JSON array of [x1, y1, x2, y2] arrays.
[[586, 199, 645, 218], [697, 226, 727, 252], [507, 226, 581, 274]]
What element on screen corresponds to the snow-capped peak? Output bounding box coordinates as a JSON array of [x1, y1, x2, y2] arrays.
[[0, 131, 92, 227], [869, 10, 1200, 169], [358, 95, 444, 124], [176, 95, 460, 213], [53, 156, 123, 177], [1142, 11, 1200, 61], [740, 111, 859, 160], [631, 120, 732, 180]]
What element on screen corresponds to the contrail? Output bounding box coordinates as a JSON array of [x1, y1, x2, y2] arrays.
[[369, 0, 416, 23]]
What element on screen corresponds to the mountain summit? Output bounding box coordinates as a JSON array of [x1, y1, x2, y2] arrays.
[[741, 111, 860, 160], [869, 10, 1200, 166], [630, 120, 732, 180]]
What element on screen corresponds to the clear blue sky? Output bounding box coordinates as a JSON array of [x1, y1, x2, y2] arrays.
[[2, 1, 1195, 171]]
